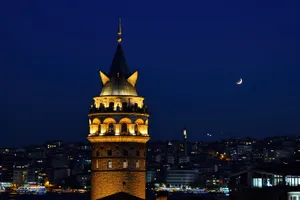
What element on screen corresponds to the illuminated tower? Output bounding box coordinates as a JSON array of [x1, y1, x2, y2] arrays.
[[87, 18, 150, 200], [183, 128, 187, 157]]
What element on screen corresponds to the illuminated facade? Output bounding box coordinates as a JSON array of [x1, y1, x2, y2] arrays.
[[87, 18, 150, 200]]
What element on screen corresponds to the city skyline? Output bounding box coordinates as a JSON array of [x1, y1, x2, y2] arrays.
[[1, 1, 300, 147], [0, 134, 297, 149]]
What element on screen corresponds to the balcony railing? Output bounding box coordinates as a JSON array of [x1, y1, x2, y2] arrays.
[[90, 131, 149, 137], [89, 105, 149, 114]]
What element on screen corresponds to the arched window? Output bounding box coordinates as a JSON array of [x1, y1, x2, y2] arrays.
[[96, 150, 100, 157], [107, 150, 112, 156], [109, 102, 114, 109], [121, 123, 127, 133], [134, 124, 139, 135], [136, 150, 140, 157], [108, 123, 114, 133], [123, 149, 128, 156], [136, 160, 140, 168], [107, 160, 112, 169], [96, 160, 99, 168], [123, 160, 128, 168]]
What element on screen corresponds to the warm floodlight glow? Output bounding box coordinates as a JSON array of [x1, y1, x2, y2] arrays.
[[99, 71, 110, 85], [127, 71, 138, 87]]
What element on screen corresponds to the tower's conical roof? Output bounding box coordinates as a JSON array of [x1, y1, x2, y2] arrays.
[[99, 18, 138, 96], [108, 44, 131, 78]]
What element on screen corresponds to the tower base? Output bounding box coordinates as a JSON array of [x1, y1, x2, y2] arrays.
[[91, 171, 146, 200]]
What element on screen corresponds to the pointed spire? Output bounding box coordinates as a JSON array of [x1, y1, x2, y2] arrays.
[[117, 17, 122, 43], [108, 44, 130, 78]]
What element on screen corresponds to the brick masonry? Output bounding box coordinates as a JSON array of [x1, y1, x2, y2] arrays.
[[90, 142, 147, 200], [91, 171, 146, 200]]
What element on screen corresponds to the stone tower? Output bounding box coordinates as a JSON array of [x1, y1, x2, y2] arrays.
[[87, 18, 150, 200]]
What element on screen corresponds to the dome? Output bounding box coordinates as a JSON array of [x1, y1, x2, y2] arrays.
[[100, 77, 138, 96]]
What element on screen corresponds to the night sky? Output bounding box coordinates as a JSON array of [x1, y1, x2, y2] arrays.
[[0, 1, 299, 147]]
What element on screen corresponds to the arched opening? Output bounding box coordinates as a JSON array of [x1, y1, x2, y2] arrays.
[[121, 123, 127, 133], [134, 103, 138, 111], [103, 118, 116, 124], [122, 102, 128, 111], [109, 102, 114, 109], [96, 160, 99, 168], [92, 118, 101, 124], [119, 118, 132, 124], [136, 160, 140, 168], [103, 118, 116, 135], [134, 124, 139, 135], [135, 118, 144, 125], [108, 123, 114, 134], [123, 149, 128, 156], [107, 160, 112, 169], [96, 150, 100, 157], [136, 150, 140, 157], [107, 150, 112, 156], [123, 160, 128, 168]]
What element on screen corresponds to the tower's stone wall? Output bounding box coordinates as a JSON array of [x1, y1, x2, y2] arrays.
[[92, 142, 146, 158], [91, 171, 146, 199], [90, 142, 147, 200]]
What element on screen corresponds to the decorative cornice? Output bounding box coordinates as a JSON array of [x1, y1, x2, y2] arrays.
[[88, 112, 150, 117], [87, 135, 150, 143]]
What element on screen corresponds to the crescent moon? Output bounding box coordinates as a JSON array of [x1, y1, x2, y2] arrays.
[[236, 78, 243, 85]]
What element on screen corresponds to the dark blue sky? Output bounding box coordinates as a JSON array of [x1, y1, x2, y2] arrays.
[[0, 0, 299, 147]]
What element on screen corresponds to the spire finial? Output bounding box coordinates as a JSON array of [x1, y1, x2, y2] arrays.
[[117, 17, 122, 43]]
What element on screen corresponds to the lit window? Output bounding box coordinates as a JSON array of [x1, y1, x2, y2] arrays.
[[136, 161, 139, 168], [123, 160, 128, 168], [107, 160, 112, 168], [96, 160, 99, 168]]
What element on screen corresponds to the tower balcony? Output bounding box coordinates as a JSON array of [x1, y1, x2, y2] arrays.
[[89, 124, 149, 137], [89, 104, 149, 115]]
